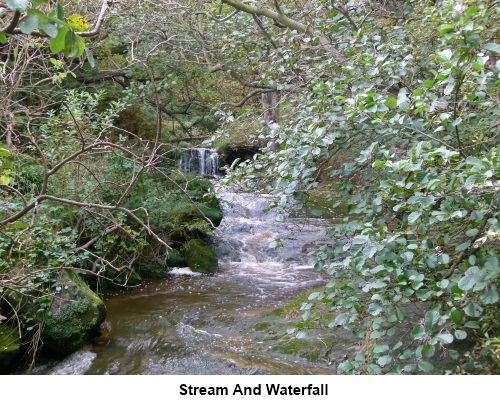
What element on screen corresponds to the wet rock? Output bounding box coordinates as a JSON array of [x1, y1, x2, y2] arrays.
[[92, 320, 112, 346], [182, 239, 218, 274], [210, 237, 244, 262], [41, 270, 106, 355]]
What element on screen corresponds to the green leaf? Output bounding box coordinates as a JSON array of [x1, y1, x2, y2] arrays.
[[296, 330, 307, 339], [64, 30, 79, 58], [455, 242, 471, 252], [40, 22, 58, 38], [32, 0, 50, 6], [419, 196, 435, 208], [373, 344, 389, 354], [465, 6, 480, 18], [438, 24, 455, 36], [480, 286, 499, 305], [366, 364, 382, 374], [424, 80, 435, 89], [364, 245, 377, 258], [451, 309, 463, 324], [56, 1, 65, 20], [458, 273, 476, 291], [482, 43, 500, 55], [438, 49, 453, 61], [418, 361, 434, 373], [337, 360, 354, 374], [370, 330, 385, 339], [49, 26, 68, 53], [385, 97, 397, 108], [62, 31, 85, 59], [425, 311, 440, 328], [403, 364, 416, 373], [464, 302, 483, 318], [333, 314, 350, 326], [408, 211, 421, 223], [454, 330, 467, 340], [464, 321, 480, 329], [436, 333, 453, 344], [75, 35, 86, 58], [377, 355, 392, 367], [6, 0, 28, 12], [465, 228, 479, 237], [19, 13, 39, 34], [84, 47, 95, 68], [0, 32, 7, 44]]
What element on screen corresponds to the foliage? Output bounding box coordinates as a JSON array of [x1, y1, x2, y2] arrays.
[[1, 0, 91, 59], [221, 0, 499, 373], [0, 87, 221, 363], [1, 0, 498, 374]]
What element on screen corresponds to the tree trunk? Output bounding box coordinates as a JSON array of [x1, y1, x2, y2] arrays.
[[261, 90, 280, 152]]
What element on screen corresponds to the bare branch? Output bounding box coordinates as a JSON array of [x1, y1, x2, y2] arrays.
[[1, 10, 20, 33], [221, 88, 275, 108]]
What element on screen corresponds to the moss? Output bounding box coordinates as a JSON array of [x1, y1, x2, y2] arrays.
[[41, 270, 106, 355], [0, 325, 21, 371], [290, 187, 348, 219], [182, 239, 218, 274], [166, 249, 187, 268], [271, 289, 321, 317], [254, 322, 272, 332]]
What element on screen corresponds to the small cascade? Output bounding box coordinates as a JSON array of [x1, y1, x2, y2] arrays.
[[178, 148, 220, 177], [210, 187, 332, 265]]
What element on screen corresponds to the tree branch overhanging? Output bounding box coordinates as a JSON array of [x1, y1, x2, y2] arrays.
[[220, 0, 345, 61]]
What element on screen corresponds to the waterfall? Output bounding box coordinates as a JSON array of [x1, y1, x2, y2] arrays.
[[178, 148, 220, 177]]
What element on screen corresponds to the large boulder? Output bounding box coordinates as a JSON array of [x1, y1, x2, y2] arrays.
[[0, 324, 22, 372], [41, 270, 106, 355], [182, 239, 218, 274]]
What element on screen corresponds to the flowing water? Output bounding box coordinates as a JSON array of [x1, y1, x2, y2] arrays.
[[31, 187, 350, 375], [178, 148, 220, 177]]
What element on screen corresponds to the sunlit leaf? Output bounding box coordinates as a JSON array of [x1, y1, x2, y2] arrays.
[[66, 14, 89, 31]]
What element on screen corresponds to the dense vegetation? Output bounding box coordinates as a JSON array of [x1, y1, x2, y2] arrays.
[[0, 0, 499, 373]]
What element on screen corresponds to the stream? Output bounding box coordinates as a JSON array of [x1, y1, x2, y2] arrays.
[[31, 187, 347, 375]]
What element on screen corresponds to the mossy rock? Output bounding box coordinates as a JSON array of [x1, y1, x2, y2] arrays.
[[41, 270, 107, 355], [182, 239, 218, 274], [271, 289, 322, 317], [166, 249, 187, 268], [0, 324, 22, 372]]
